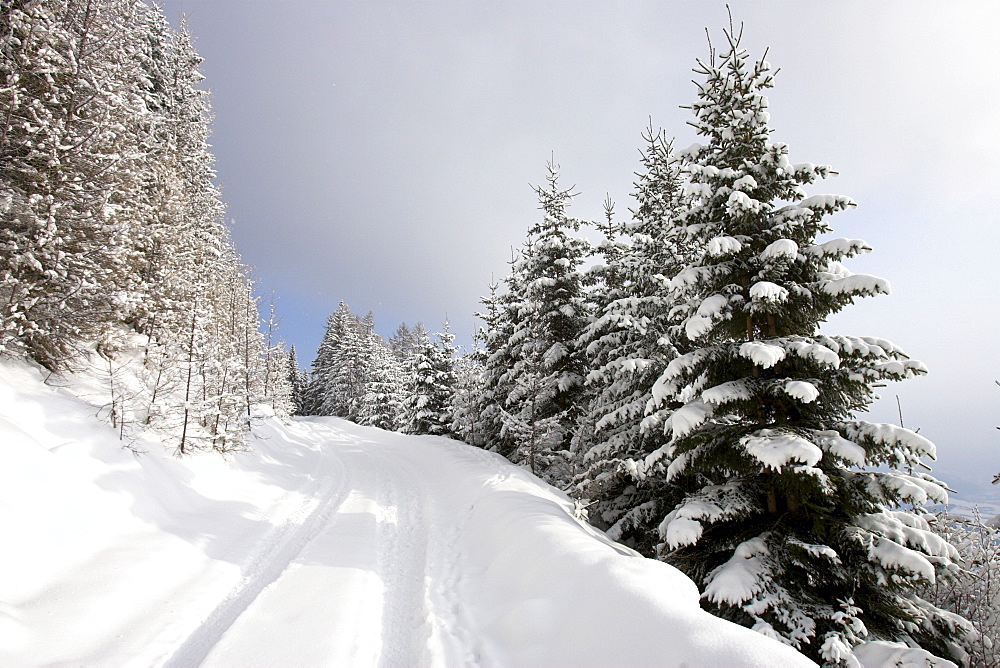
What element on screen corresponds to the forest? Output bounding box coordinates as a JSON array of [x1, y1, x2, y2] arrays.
[[1, 2, 997, 666]]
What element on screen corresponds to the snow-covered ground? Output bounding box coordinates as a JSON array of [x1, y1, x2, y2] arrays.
[[0, 357, 819, 667]]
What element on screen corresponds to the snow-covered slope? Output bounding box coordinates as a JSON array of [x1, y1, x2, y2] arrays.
[[0, 357, 814, 667]]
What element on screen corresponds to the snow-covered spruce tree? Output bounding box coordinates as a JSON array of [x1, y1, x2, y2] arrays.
[[303, 302, 359, 416], [475, 270, 525, 459], [573, 127, 692, 552], [449, 350, 487, 447], [322, 310, 371, 419], [286, 345, 307, 415], [400, 321, 456, 436], [354, 334, 405, 431], [639, 28, 972, 664], [498, 162, 592, 485]]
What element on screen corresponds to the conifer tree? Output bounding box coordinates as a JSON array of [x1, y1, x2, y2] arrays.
[[303, 302, 358, 415], [0, 0, 144, 367], [638, 25, 972, 663], [499, 162, 592, 484], [354, 339, 405, 431], [573, 127, 689, 551], [476, 269, 524, 458], [400, 321, 456, 436], [287, 345, 306, 415], [449, 352, 487, 446]]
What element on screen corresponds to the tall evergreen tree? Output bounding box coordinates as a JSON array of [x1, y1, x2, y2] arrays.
[[639, 26, 971, 663], [303, 302, 358, 416], [400, 321, 456, 436], [354, 338, 405, 431], [499, 162, 592, 484], [476, 268, 524, 458], [573, 127, 690, 552], [287, 345, 306, 415]]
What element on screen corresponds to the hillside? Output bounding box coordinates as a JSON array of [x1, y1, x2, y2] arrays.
[[0, 356, 823, 667]]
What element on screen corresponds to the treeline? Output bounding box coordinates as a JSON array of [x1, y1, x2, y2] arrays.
[[301, 26, 981, 667], [298, 301, 479, 439], [0, 0, 293, 451]]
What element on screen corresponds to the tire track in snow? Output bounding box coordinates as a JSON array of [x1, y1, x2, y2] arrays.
[[163, 441, 350, 668], [365, 444, 434, 667], [374, 438, 484, 667]]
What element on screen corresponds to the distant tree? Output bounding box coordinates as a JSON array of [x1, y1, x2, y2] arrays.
[[640, 25, 972, 664], [287, 346, 306, 415], [354, 339, 405, 431], [304, 302, 358, 416], [449, 352, 487, 447], [476, 268, 524, 458], [400, 321, 456, 436]]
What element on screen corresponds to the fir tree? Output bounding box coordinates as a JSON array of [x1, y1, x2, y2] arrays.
[[449, 352, 487, 446], [500, 161, 592, 484], [303, 302, 358, 416], [400, 321, 456, 436], [639, 25, 972, 664], [476, 267, 525, 459], [354, 338, 405, 431], [573, 126, 689, 552]]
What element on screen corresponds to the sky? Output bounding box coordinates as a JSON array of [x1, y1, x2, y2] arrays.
[[158, 1, 1000, 500]]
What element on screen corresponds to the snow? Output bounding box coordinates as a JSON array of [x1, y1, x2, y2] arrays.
[[727, 190, 762, 213], [697, 293, 730, 318], [686, 294, 730, 339], [749, 280, 789, 303], [853, 641, 958, 668], [815, 430, 867, 467], [663, 516, 704, 550], [741, 429, 823, 471], [702, 379, 753, 405], [739, 341, 786, 368], [706, 235, 743, 256], [820, 273, 891, 298], [843, 421, 938, 459], [761, 238, 798, 260], [783, 380, 820, 403], [787, 340, 841, 367], [0, 358, 813, 667], [803, 237, 870, 259], [703, 536, 769, 605], [664, 399, 714, 439], [685, 314, 713, 340]]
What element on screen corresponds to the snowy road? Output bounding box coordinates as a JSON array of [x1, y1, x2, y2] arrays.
[[179, 421, 479, 667], [1, 358, 814, 666]]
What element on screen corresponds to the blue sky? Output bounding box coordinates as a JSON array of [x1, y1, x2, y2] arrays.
[[160, 1, 1000, 500]]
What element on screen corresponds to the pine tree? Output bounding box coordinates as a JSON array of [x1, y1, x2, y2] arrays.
[[287, 345, 306, 415], [573, 127, 689, 552], [500, 161, 592, 485], [476, 269, 523, 458], [303, 302, 357, 415], [638, 25, 972, 663], [400, 321, 456, 436], [354, 338, 405, 430], [449, 352, 487, 447]]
